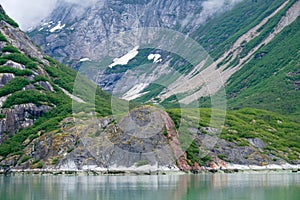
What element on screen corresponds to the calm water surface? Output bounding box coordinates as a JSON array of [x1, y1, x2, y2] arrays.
[[1, 172, 299, 200]]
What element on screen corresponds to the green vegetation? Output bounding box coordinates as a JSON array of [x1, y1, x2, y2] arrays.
[[67, 148, 74, 153], [237, 0, 296, 61], [218, 154, 228, 161], [0, 102, 70, 157], [2, 90, 58, 108], [32, 159, 40, 165], [21, 155, 30, 163], [193, 0, 286, 59], [32, 75, 50, 83], [0, 77, 30, 97], [0, 10, 19, 28], [0, 54, 113, 157], [0, 32, 7, 42], [52, 157, 59, 165], [44, 55, 113, 116], [36, 162, 43, 168], [2, 45, 20, 53], [136, 160, 149, 167], [167, 108, 300, 163], [226, 15, 300, 115], [186, 140, 211, 166], [44, 56, 77, 93], [0, 0, 299, 167], [2, 53, 38, 69], [0, 66, 33, 76]]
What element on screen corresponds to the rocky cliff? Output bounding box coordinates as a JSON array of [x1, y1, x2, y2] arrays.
[[29, 0, 242, 65]]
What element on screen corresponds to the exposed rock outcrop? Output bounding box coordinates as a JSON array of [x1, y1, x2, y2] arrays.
[[29, 0, 242, 65], [0, 103, 51, 143], [0, 73, 15, 88]]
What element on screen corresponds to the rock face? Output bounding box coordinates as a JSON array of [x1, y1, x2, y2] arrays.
[[2, 105, 294, 171], [0, 104, 51, 144], [0, 10, 63, 145], [29, 0, 241, 65], [2, 107, 184, 170], [0, 73, 15, 88]]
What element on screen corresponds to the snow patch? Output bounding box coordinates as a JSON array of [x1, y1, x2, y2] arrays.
[[80, 58, 91, 62], [50, 21, 66, 33], [122, 83, 149, 101], [148, 53, 162, 63], [42, 21, 53, 26], [109, 46, 139, 68]]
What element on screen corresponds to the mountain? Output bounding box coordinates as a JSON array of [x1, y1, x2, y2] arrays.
[[28, 0, 300, 117], [0, 3, 299, 173]]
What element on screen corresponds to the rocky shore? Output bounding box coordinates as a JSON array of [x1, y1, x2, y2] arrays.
[[1, 163, 299, 176]]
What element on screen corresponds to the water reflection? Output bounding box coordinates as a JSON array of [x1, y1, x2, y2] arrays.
[[0, 173, 299, 200]]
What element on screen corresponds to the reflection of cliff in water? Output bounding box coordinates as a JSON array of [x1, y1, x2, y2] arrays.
[[1, 173, 299, 199]]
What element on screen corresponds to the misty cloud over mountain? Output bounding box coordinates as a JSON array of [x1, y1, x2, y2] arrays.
[[2, 0, 243, 30]]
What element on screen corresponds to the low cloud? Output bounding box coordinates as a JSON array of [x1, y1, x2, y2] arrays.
[[1, 0, 58, 30], [0, 0, 98, 30], [201, 0, 243, 19]]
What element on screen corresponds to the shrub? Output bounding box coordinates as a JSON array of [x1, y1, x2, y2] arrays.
[[0, 77, 30, 97], [2, 90, 59, 108], [218, 154, 228, 160], [0, 66, 33, 76], [52, 157, 59, 165], [136, 160, 149, 167], [0, 12, 19, 28], [0, 58, 8, 65], [67, 148, 74, 153], [32, 159, 40, 165], [33, 76, 49, 83], [0, 32, 7, 42], [36, 162, 43, 169], [2, 53, 38, 69], [2, 45, 20, 53], [21, 155, 30, 163]]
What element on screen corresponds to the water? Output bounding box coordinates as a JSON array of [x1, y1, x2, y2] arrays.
[[1, 173, 299, 200]]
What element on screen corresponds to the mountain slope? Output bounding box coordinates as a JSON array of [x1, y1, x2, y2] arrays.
[[226, 13, 300, 115], [0, 4, 299, 172], [0, 5, 112, 159], [28, 0, 300, 117]]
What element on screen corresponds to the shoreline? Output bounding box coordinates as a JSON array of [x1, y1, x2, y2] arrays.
[[1, 164, 299, 176]]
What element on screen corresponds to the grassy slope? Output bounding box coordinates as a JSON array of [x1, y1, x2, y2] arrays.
[[226, 14, 300, 116], [136, 0, 290, 106], [167, 108, 300, 163], [194, 0, 287, 58]]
